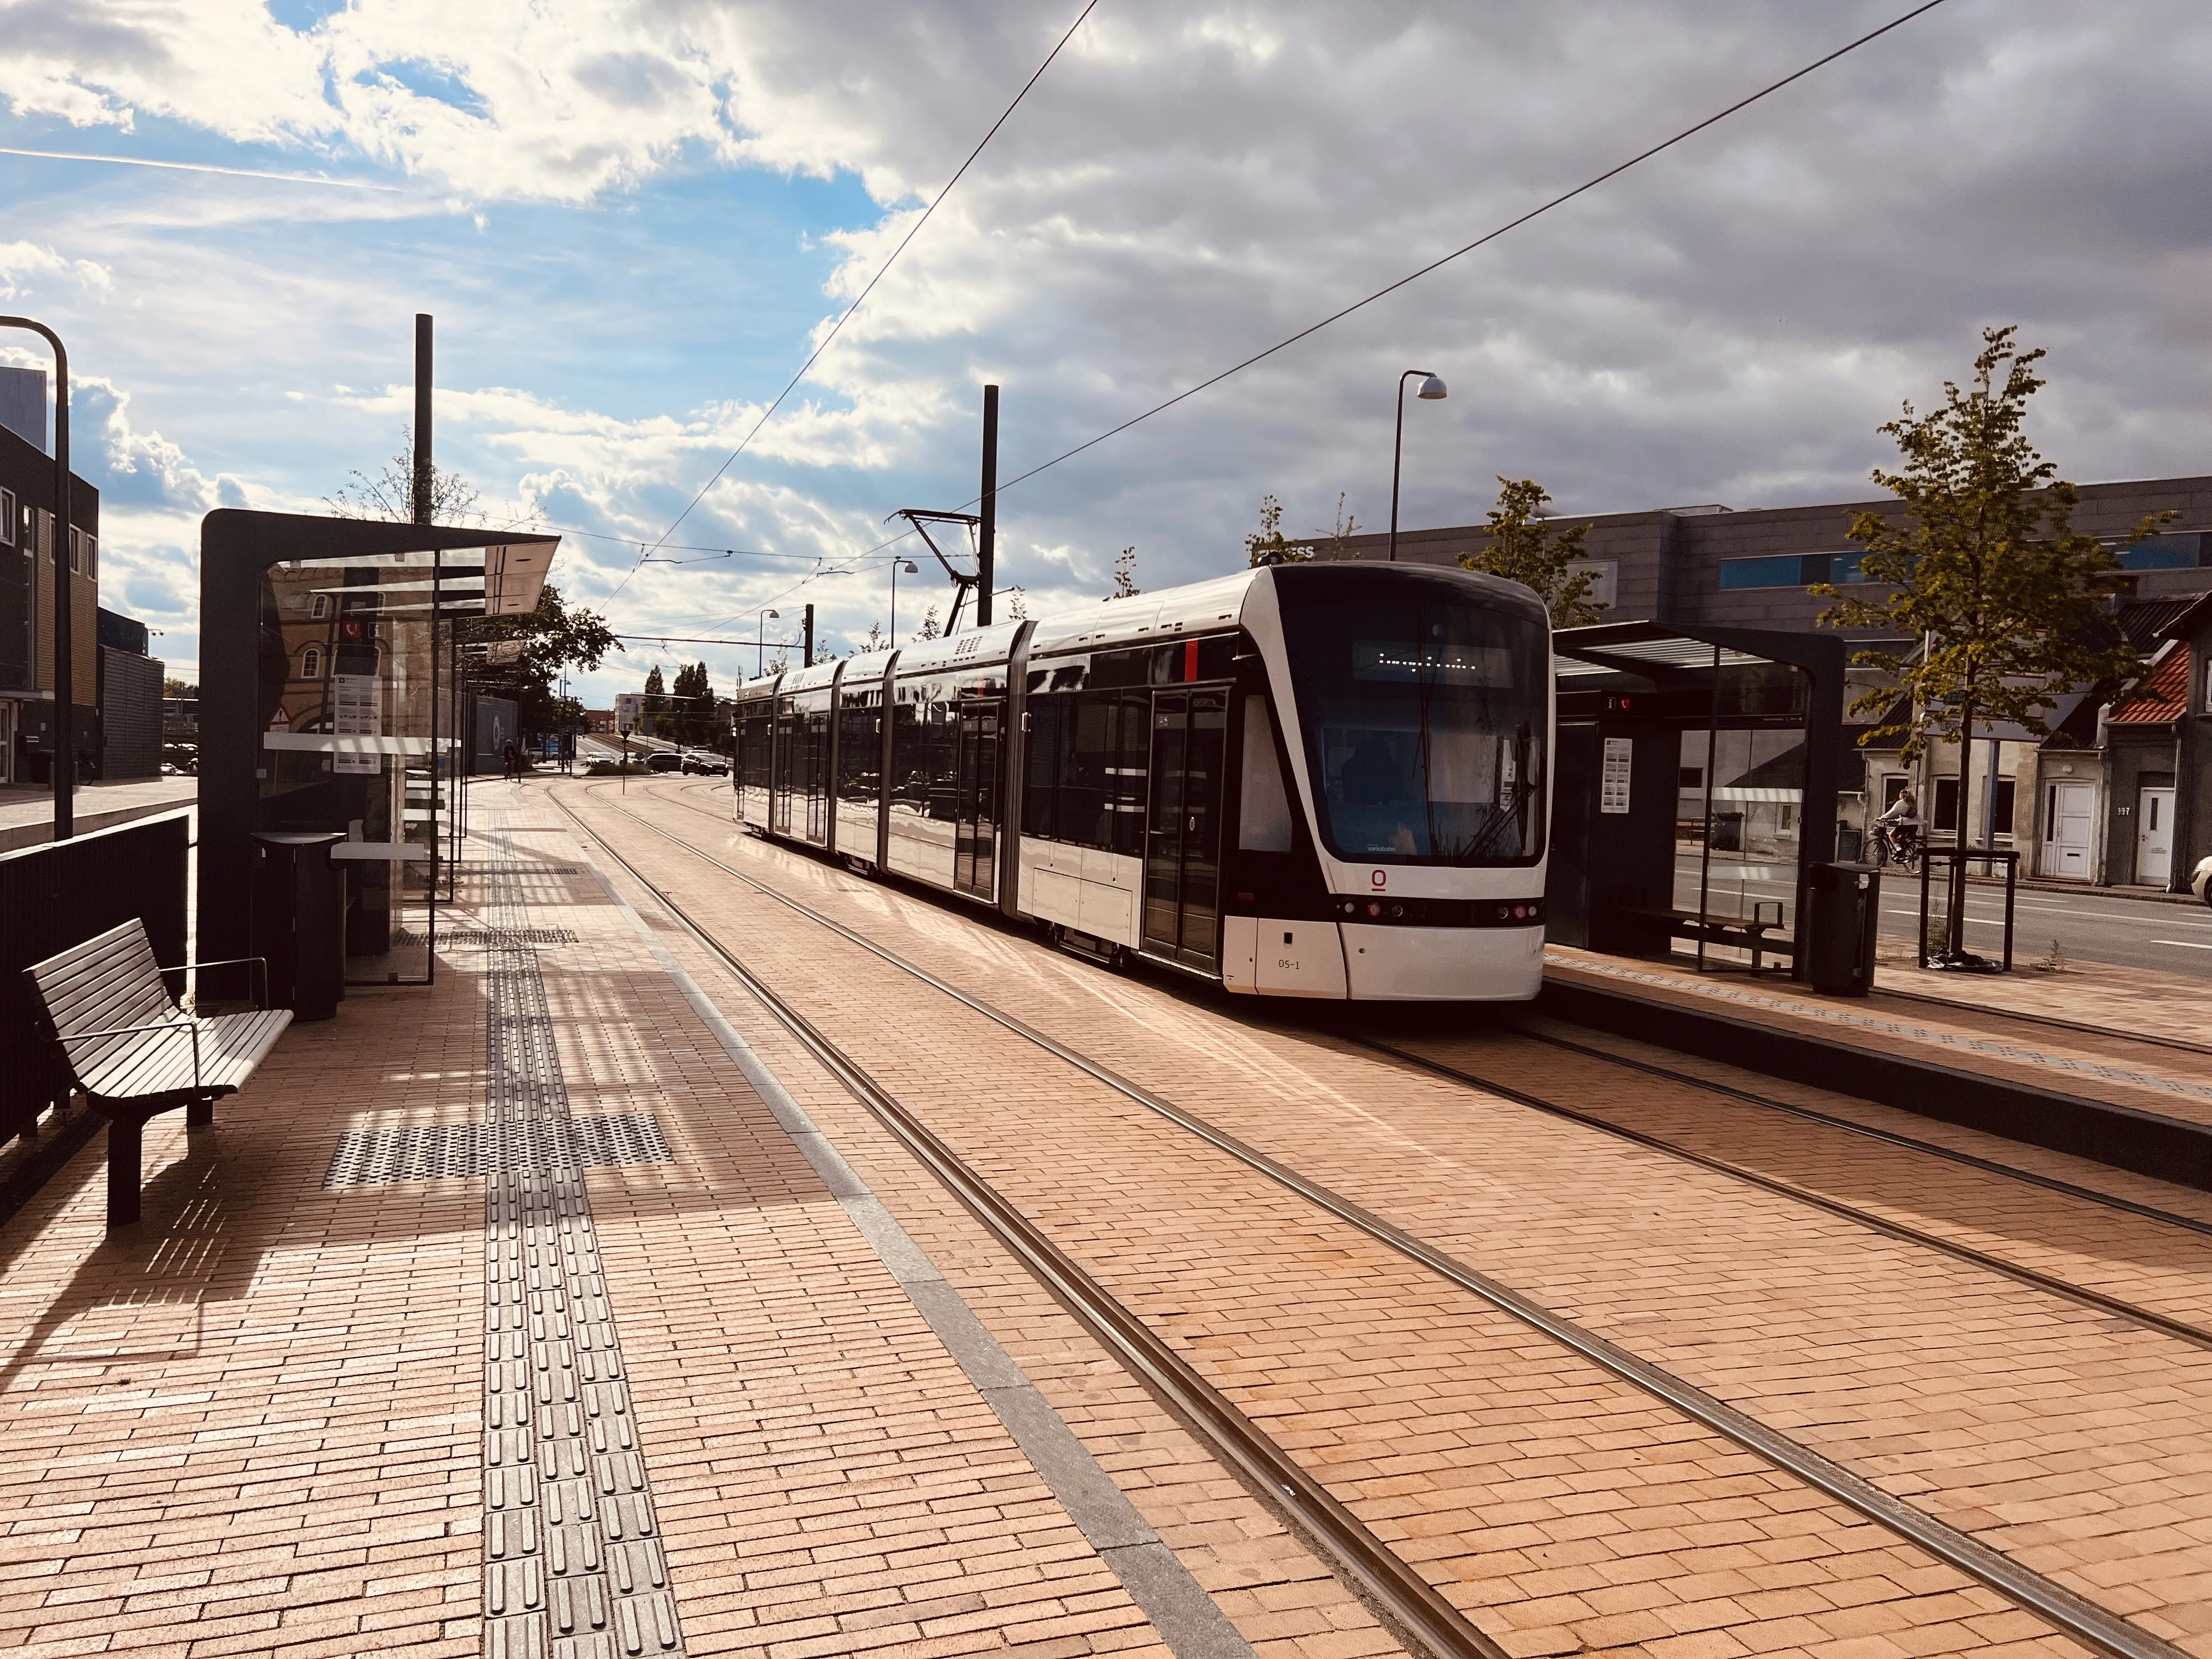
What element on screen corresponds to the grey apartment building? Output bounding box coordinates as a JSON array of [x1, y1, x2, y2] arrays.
[[1314, 474, 2212, 890]]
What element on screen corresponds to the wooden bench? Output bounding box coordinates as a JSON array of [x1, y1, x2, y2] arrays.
[[1622, 906, 1797, 970], [25, 919, 291, 1226]]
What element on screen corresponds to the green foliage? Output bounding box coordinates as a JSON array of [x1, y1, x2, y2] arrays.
[[1244, 495, 1304, 567], [1108, 546, 1139, 599], [1812, 325, 2169, 761], [1245, 492, 1361, 567], [670, 660, 716, 745], [915, 605, 941, 641], [462, 583, 620, 742], [641, 664, 666, 737], [1458, 478, 1601, 627]]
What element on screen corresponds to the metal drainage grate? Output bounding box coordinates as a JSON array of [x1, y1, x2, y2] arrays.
[[392, 927, 580, 947], [324, 1114, 674, 1187], [469, 862, 581, 876]]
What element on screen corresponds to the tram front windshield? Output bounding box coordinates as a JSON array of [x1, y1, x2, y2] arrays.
[[1279, 581, 1548, 865]]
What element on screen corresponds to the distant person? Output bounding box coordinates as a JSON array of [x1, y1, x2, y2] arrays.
[[1874, 784, 1921, 860], [560, 733, 575, 776], [503, 739, 520, 781]]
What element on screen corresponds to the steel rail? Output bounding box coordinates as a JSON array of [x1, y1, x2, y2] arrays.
[[1352, 1035, 2212, 1352], [547, 786, 1510, 1659], [1510, 1025, 2212, 1239], [663, 777, 2212, 1243], [569, 780, 2194, 1659]]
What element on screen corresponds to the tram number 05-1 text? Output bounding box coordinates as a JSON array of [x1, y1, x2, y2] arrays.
[[1276, 956, 1301, 972]]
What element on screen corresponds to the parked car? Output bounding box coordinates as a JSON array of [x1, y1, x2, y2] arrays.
[[680, 752, 730, 776], [646, 751, 684, 773]]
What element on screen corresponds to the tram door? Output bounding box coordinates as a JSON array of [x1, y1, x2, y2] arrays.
[[1143, 689, 1226, 968], [771, 704, 797, 834], [952, 702, 1001, 898], [801, 710, 828, 844]]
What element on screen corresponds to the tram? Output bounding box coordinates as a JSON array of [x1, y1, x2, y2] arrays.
[[729, 561, 1553, 1001]]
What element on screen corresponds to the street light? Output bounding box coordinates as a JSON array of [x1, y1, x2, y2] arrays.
[[0, 315, 72, 837], [1388, 369, 1447, 564], [890, 560, 918, 642], [758, 608, 780, 678]]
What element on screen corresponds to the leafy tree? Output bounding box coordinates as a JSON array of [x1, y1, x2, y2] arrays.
[[1245, 495, 1304, 567], [1458, 478, 1601, 627], [325, 425, 484, 524], [462, 582, 620, 742], [1812, 324, 2170, 958], [163, 678, 198, 698], [671, 661, 713, 744], [915, 605, 941, 641], [641, 665, 667, 737], [1109, 546, 1140, 599], [865, 622, 885, 651]]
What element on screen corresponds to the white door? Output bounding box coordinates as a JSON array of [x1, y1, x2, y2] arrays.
[[2137, 786, 2175, 885], [2040, 781, 2095, 879]]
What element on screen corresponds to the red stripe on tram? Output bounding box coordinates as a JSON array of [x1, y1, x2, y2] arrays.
[[1184, 639, 1199, 682]]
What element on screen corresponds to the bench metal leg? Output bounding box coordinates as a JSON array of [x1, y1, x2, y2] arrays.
[[186, 1099, 213, 1128], [107, 1119, 143, 1228]]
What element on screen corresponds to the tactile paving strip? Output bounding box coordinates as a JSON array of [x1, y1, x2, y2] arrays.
[[478, 840, 685, 1658], [393, 927, 582, 947], [323, 1115, 674, 1188]]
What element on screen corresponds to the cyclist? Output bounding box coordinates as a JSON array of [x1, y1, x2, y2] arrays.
[[1872, 784, 1922, 866]]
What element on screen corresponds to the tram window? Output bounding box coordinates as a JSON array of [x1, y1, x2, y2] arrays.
[[837, 707, 879, 800], [1238, 696, 1294, 852], [1109, 692, 1148, 856], [1024, 696, 1062, 839]]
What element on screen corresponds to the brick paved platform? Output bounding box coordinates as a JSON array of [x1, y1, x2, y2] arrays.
[[9, 774, 2212, 1659]]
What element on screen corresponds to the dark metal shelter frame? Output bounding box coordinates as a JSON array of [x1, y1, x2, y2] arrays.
[[199, 511, 555, 989], [1548, 621, 1845, 982]]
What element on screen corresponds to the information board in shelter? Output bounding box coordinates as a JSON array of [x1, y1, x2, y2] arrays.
[[331, 674, 382, 775], [1600, 737, 1632, 814]]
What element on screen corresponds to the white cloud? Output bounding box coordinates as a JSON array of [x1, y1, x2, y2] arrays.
[[0, 239, 112, 298]]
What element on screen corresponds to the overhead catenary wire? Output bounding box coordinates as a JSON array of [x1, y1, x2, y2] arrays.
[[606, 0, 1103, 603], [978, 0, 1954, 505]]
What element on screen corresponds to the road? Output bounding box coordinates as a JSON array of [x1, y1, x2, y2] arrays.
[[1676, 851, 2212, 977]]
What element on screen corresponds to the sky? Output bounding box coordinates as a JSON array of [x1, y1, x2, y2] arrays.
[[3, 0, 2209, 707]]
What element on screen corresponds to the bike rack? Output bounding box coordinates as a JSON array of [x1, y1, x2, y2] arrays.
[[1917, 845, 2019, 972]]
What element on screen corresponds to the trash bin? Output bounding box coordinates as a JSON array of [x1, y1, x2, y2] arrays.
[[1804, 861, 1881, 996], [251, 831, 347, 1020]]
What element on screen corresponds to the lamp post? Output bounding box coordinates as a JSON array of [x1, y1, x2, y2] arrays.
[[1387, 369, 1447, 565], [890, 560, 918, 642], [0, 316, 71, 837], [758, 608, 780, 678]]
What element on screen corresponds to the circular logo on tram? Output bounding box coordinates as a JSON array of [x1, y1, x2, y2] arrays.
[[1370, 868, 1387, 889]]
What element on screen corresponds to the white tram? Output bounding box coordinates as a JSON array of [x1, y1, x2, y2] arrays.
[[730, 561, 1553, 1001]]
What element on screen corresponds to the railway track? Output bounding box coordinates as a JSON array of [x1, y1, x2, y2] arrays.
[[555, 778, 2199, 1659]]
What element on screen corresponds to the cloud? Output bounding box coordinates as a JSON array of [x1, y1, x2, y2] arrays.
[[12, 0, 2212, 709], [0, 239, 112, 298]]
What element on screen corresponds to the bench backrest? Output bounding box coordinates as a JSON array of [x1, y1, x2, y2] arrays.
[[24, 919, 179, 1085]]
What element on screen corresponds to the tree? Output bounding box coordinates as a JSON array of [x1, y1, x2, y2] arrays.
[[163, 678, 198, 698], [1458, 478, 1601, 627], [1109, 546, 1140, 599], [1318, 492, 1362, 560], [325, 425, 484, 524], [641, 665, 667, 738], [1811, 324, 2169, 960], [915, 605, 941, 642], [670, 661, 714, 745], [1245, 495, 1304, 567], [461, 582, 620, 742]]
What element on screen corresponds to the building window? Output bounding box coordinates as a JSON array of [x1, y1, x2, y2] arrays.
[[1932, 776, 1960, 833], [0, 488, 12, 547], [1990, 778, 2016, 839], [301, 645, 323, 680], [2112, 531, 2207, 572], [311, 592, 330, 620], [1717, 551, 1866, 591]]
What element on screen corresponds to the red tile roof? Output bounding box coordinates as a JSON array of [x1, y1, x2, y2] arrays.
[[2108, 648, 2191, 723]]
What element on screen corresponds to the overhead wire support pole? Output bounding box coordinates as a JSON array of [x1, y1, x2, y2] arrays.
[[978, 0, 1955, 508], [0, 315, 72, 839], [612, 0, 1100, 601], [978, 385, 998, 627]]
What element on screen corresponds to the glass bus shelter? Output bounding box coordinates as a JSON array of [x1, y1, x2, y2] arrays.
[[1545, 622, 1845, 979], [199, 512, 555, 989]]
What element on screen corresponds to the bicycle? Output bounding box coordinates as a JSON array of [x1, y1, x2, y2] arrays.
[[1868, 823, 1923, 876]]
